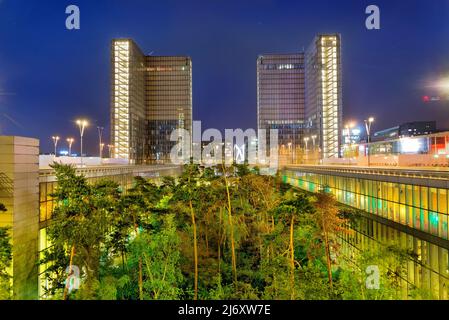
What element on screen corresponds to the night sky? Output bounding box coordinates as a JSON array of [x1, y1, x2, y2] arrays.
[[0, 0, 448, 155]]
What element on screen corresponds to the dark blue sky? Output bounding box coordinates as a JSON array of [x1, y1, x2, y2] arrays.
[[0, 0, 448, 154]]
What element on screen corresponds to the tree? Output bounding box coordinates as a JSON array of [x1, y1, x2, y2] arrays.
[[171, 164, 201, 300], [336, 244, 429, 300], [274, 193, 315, 299], [0, 203, 11, 300], [222, 164, 237, 287], [312, 192, 350, 290], [128, 214, 183, 300], [43, 164, 119, 299]]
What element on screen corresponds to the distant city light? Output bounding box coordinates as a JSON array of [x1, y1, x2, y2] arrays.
[[352, 128, 361, 136], [400, 138, 422, 153], [422, 95, 441, 103], [435, 77, 449, 92]]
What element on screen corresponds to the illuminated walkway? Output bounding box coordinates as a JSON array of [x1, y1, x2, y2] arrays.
[[283, 165, 449, 241], [283, 164, 449, 299]]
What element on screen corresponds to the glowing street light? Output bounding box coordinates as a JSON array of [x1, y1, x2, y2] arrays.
[[66, 138, 74, 157], [52, 136, 60, 157], [345, 122, 356, 145], [431, 76, 449, 94], [107, 145, 114, 158], [100, 143, 105, 159], [311, 135, 317, 148], [76, 119, 89, 166], [288, 142, 293, 163], [304, 137, 310, 151]]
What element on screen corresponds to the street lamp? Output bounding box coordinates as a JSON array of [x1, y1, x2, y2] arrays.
[[66, 138, 74, 157], [311, 135, 317, 148], [304, 137, 310, 151], [107, 144, 114, 159], [52, 136, 60, 157], [364, 117, 375, 166], [97, 126, 104, 158], [76, 119, 89, 166], [288, 142, 293, 164]]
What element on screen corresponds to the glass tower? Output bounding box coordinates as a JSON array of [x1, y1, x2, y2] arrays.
[[257, 54, 307, 153], [145, 56, 192, 163], [111, 39, 192, 164], [305, 34, 343, 159]]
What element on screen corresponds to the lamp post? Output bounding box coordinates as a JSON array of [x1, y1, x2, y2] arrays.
[[304, 137, 310, 151], [76, 119, 88, 167], [364, 117, 375, 166], [97, 126, 104, 158], [288, 142, 293, 164], [52, 136, 60, 157], [66, 138, 74, 157], [311, 135, 317, 149], [107, 144, 114, 159]]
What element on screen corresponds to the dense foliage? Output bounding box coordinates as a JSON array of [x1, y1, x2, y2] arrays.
[[39, 163, 429, 300], [0, 203, 12, 300]]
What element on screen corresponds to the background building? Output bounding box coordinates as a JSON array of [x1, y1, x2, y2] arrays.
[[111, 39, 192, 164], [145, 56, 193, 163], [257, 34, 343, 164], [257, 54, 307, 153], [305, 34, 342, 159], [373, 121, 437, 142], [0, 136, 39, 299], [257, 54, 307, 145]]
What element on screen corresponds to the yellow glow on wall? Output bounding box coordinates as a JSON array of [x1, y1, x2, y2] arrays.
[[320, 36, 340, 159], [113, 41, 131, 159]]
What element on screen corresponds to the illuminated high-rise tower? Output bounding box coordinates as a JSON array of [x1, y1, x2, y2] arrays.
[[305, 34, 342, 159], [111, 39, 146, 163], [111, 39, 192, 164], [257, 54, 307, 153]]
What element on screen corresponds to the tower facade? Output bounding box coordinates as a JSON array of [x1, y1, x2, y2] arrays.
[[257, 54, 307, 154], [305, 34, 342, 159], [111, 39, 192, 164]]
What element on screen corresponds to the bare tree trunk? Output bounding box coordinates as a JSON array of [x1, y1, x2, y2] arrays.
[[133, 215, 143, 300], [290, 216, 295, 299], [205, 224, 209, 257], [222, 165, 237, 286], [322, 221, 333, 289], [218, 207, 222, 275], [190, 200, 199, 300], [139, 259, 143, 300]]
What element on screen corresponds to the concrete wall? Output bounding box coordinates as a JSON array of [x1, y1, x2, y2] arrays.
[[0, 136, 39, 300], [39, 155, 130, 169]]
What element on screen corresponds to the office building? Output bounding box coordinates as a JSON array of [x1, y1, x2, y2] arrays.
[[257, 54, 307, 158], [305, 34, 343, 159], [257, 34, 343, 162], [373, 121, 437, 142], [111, 39, 192, 164]]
